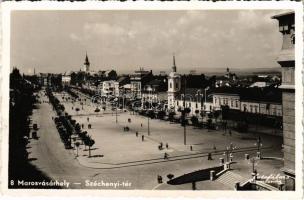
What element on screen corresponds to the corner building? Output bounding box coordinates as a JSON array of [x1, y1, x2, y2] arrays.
[[272, 11, 295, 190]]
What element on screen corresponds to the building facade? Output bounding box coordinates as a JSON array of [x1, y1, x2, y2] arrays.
[[272, 11, 295, 190]]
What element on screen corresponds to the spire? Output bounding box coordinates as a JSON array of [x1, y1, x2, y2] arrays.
[[172, 53, 177, 72], [84, 51, 90, 72], [84, 51, 90, 65]]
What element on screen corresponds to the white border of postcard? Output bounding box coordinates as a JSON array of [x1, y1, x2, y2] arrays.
[[1, 1, 303, 200]]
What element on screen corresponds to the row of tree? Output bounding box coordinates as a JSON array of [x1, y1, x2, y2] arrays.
[[9, 68, 59, 188], [47, 88, 96, 157]]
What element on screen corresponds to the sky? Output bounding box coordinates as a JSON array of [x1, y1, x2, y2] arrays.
[[11, 10, 286, 75]]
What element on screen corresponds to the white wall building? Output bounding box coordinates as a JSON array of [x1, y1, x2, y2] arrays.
[[100, 80, 119, 97]]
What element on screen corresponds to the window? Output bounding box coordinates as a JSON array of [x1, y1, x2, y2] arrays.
[[196, 103, 198, 108], [273, 107, 277, 116], [235, 100, 238, 108], [215, 98, 217, 104], [231, 100, 234, 107], [175, 83, 179, 89], [250, 105, 253, 112], [254, 106, 258, 113], [170, 82, 172, 88]]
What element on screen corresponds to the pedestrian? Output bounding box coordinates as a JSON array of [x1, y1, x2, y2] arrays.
[[81, 124, 84, 129], [213, 144, 216, 151], [166, 143, 169, 149], [190, 145, 193, 151], [136, 131, 138, 137], [87, 117, 89, 122], [164, 152, 169, 160], [157, 175, 163, 183], [142, 135, 144, 141], [72, 107, 74, 110], [141, 123, 143, 127], [208, 152, 213, 160]]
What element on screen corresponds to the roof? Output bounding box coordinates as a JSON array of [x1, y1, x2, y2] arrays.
[[146, 79, 162, 86], [117, 76, 129, 83], [212, 87, 282, 103], [271, 11, 294, 19]]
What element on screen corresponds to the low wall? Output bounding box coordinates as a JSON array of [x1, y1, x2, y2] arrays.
[[167, 165, 224, 185]]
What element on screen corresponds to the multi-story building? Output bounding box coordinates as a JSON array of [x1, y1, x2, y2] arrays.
[[100, 80, 119, 97], [142, 77, 168, 109], [130, 69, 153, 99], [272, 11, 295, 190]]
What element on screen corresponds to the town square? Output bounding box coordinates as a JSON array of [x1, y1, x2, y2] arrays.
[[6, 7, 298, 192]]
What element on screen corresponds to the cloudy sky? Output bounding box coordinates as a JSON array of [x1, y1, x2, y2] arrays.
[[11, 10, 285, 74]]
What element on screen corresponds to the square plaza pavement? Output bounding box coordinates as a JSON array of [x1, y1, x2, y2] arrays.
[[52, 92, 285, 189]]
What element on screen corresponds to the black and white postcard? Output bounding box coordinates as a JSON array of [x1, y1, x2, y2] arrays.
[[0, 1, 303, 199]]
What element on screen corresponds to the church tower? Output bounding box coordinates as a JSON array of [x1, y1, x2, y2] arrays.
[[172, 54, 177, 72], [83, 52, 90, 72], [167, 54, 181, 109]]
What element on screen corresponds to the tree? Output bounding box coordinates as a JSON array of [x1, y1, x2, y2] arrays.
[[168, 111, 176, 122], [213, 111, 220, 123], [191, 116, 199, 126], [84, 137, 95, 158], [207, 118, 213, 130], [75, 123, 81, 134], [157, 110, 166, 119], [147, 110, 155, 119]]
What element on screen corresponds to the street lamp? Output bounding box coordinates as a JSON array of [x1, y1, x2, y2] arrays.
[[114, 97, 118, 123], [254, 136, 262, 159], [223, 142, 236, 163], [249, 157, 258, 181]]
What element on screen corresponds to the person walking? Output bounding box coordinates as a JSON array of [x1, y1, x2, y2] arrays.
[[208, 152, 213, 160], [142, 135, 144, 141], [166, 143, 169, 149], [164, 152, 169, 160], [190, 145, 193, 151], [136, 131, 138, 137]]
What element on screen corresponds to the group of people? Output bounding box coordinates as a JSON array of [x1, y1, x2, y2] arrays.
[[158, 142, 169, 150]]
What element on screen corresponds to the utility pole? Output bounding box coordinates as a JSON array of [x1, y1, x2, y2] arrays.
[[148, 117, 150, 135], [183, 74, 187, 145], [115, 98, 118, 123]]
